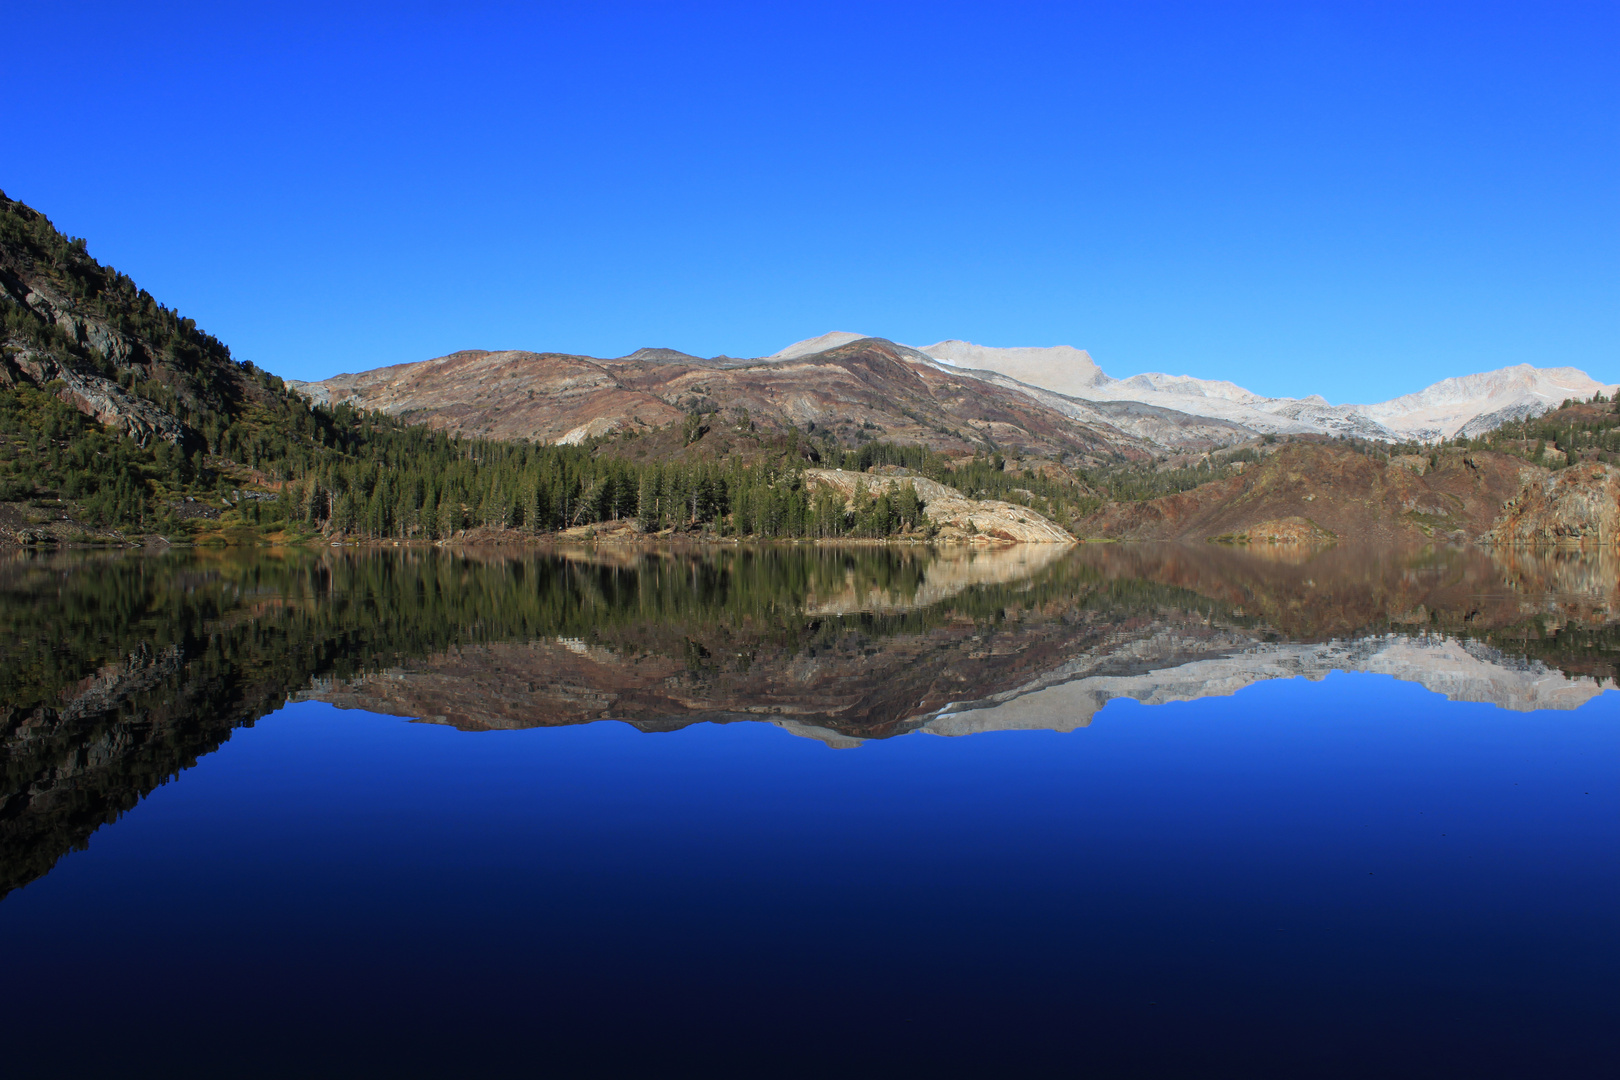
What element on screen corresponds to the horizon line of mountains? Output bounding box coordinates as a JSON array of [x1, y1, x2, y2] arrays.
[[773, 331, 1617, 444], [294, 330, 1616, 455]]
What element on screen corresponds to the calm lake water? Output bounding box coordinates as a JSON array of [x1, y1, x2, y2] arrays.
[[2, 544, 1616, 1076]]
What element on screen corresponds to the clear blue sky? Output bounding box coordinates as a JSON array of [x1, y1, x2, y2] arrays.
[[5, 1, 1615, 402]]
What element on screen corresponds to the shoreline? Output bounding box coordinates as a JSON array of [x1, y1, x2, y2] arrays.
[[0, 527, 1074, 551]]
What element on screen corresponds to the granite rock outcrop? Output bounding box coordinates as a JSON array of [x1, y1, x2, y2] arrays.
[[804, 468, 1076, 543]]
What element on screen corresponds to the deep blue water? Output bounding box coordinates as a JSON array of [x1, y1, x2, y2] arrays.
[[3, 672, 1614, 1077]]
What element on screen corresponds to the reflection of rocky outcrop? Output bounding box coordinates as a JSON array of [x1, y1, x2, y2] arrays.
[[802, 543, 1070, 614], [1487, 545, 1620, 598], [925, 633, 1608, 737]]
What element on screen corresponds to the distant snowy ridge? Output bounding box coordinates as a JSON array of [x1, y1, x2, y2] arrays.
[[764, 334, 1616, 443]]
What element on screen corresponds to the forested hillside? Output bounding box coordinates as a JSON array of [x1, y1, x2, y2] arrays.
[[0, 193, 1104, 544]]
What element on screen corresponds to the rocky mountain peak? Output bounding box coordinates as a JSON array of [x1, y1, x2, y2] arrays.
[[775, 332, 1616, 445], [765, 331, 870, 360], [915, 341, 1107, 397], [616, 347, 705, 363]]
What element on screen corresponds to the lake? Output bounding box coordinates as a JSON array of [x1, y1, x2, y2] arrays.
[[1, 543, 1615, 1077]]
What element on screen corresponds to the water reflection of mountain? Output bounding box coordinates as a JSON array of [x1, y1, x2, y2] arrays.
[[926, 634, 1603, 737], [3, 543, 1617, 896]]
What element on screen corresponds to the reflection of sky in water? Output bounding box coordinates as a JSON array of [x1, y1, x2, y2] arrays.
[[3, 674, 1615, 1076]]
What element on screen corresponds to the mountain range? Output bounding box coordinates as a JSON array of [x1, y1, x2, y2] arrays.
[[295, 331, 1616, 456], [821, 332, 1615, 444], [290, 337, 1154, 466]]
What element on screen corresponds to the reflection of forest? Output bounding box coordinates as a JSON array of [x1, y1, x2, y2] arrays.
[[1067, 543, 1620, 676], [3, 543, 1618, 898]]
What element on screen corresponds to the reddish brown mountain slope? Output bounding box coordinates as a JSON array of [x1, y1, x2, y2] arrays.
[[294, 337, 1149, 466], [297, 348, 687, 444], [1076, 443, 1539, 544]]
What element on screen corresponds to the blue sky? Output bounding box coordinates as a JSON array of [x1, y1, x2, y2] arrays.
[[4, 1, 1615, 401]]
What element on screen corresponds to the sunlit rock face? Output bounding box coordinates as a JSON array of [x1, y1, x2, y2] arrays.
[[803, 470, 1076, 545]]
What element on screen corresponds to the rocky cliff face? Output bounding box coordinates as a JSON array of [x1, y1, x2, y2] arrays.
[[1484, 463, 1620, 547], [795, 543, 1073, 614]]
